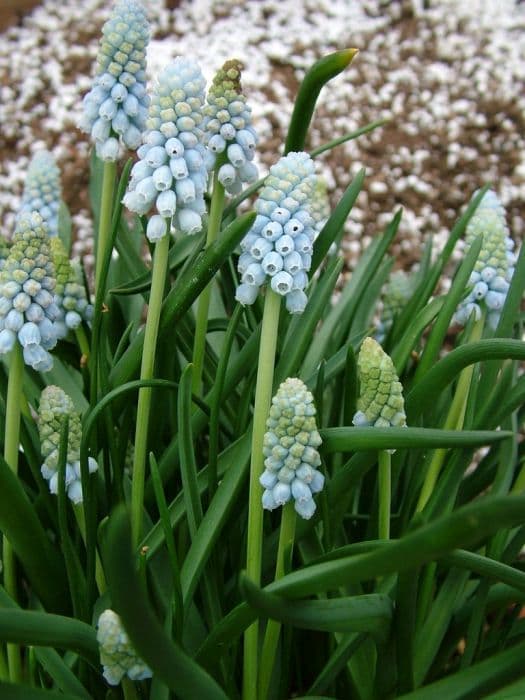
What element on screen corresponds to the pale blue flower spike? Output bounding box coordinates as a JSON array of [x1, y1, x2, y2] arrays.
[[453, 189, 516, 330], [123, 57, 208, 239], [0, 212, 59, 370], [203, 59, 259, 193], [97, 609, 152, 686], [79, 0, 150, 161], [19, 151, 61, 237], [260, 377, 324, 520], [235, 152, 317, 314], [38, 385, 99, 504]]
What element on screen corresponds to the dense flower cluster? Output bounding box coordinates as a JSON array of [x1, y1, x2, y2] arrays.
[[235, 152, 317, 314], [19, 151, 61, 237], [51, 238, 92, 337], [375, 270, 414, 344], [0, 237, 10, 271], [454, 190, 516, 329], [97, 609, 152, 686], [123, 57, 208, 240], [260, 377, 324, 520], [311, 177, 330, 236], [0, 212, 59, 371], [78, 0, 150, 161], [203, 59, 258, 193], [38, 385, 98, 503], [353, 337, 406, 444]]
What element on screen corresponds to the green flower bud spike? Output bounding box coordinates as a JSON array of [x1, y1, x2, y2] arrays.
[[354, 337, 407, 539]]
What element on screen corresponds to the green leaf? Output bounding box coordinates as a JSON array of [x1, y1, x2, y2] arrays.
[[0, 455, 68, 613], [241, 576, 392, 640], [0, 683, 83, 700], [406, 340, 525, 421], [310, 119, 387, 158], [320, 427, 512, 452], [285, 49, 359, 153], [390, 297, 444, 374], [178, 365, 203, 538], [310, 169, 365, 274], [102, 506, 229, 699], [0, 610, 98, 667], [57, 200, 72, 255], [398, 638, 525, 699], [34, 648, 91, 700], [109, 211, 256, 387]]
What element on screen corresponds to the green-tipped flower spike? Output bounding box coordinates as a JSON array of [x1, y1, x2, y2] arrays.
[[78, 0, 150, 161], [19, 151, 61, 237], [203, 59, 258, 193], [260, 377, 323, 520], [51, 238, 93, 338], [375, 270, 414, 344], [0, 212, 60, 371], [453, 190, 516, 330], [123, 57, 208, 239], [353, 337, 406, 436], [311, 177, 330, 236], [38, 385, 98, 503], [97, 609, 152, 686], [236, 152, 317, 315]]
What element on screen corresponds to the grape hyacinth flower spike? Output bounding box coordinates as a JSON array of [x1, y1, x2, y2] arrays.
[[353, 337, 406, 439], [19, 151, 61, 237], [375, 269, 414, 344], [0, 212, 60, 372], [235, 151, 317, 314], [38, 385, 98, 504], [97, 609, 152, 685], [51, 238, 93, 338], [260, 377, 324, 520], [123, 56, 208, 239], [453, 189, 516, 330], [203, 59, 258, 193], [78, 0, 150, 161]]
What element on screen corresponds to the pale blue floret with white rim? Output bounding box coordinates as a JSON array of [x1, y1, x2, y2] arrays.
[[78, 0, 150, 161], [260, 377, 324, 520], [0, 212, 60, 371], [123, 57, 209, 239], [97, 609, 152, 685], [19, 151, 61, 237], [453, 189, 517, 330], [235, 152, 317, 315], [38, 385, 98, 504]]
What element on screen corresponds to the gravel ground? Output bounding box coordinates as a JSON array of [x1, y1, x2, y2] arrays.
[[0, 0, 524, 275]]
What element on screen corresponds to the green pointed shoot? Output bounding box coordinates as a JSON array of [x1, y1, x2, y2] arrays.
[[285, 49, 359, 153]]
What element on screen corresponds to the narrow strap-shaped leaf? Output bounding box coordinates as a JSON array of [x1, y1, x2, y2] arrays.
[[0, 610, 97, 667], [178, 365, 203, 537], [0, 683, 83, 699], [0, 455, 68, 614], [307, 634, 367, 696], [241, 576, 392, 640], [109, 211, 256, 387], [310, 119, 386, 158], [34, 648, 90, 700], [320, 427, 512, 452], [310, 169, 365, 274], [285, 49, 359, 153], [406, 340, 525, 421], [102, 506, 229, 699], [398, 638, 525, 699], [414, 236, 483, 380]]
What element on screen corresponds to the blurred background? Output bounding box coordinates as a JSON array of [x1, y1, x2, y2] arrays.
[[0, 0, 524, 276]]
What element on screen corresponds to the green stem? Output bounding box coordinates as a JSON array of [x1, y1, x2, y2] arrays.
[[3, 344, 24, 682], [95, 160, 117, 295], [243, 289, 282, 700], [122, 677, 140, 700], [378, 450, 391, 540], [74, 325, 90, 365], [130, 231, 171, 547], [416, 313, 485, 513], [258, 503, 296, 700], [73, 505, 106, 594], [192, 167, 226, 395]]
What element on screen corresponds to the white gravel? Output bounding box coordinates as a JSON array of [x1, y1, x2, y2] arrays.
[[0, 0, 523, 270]]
